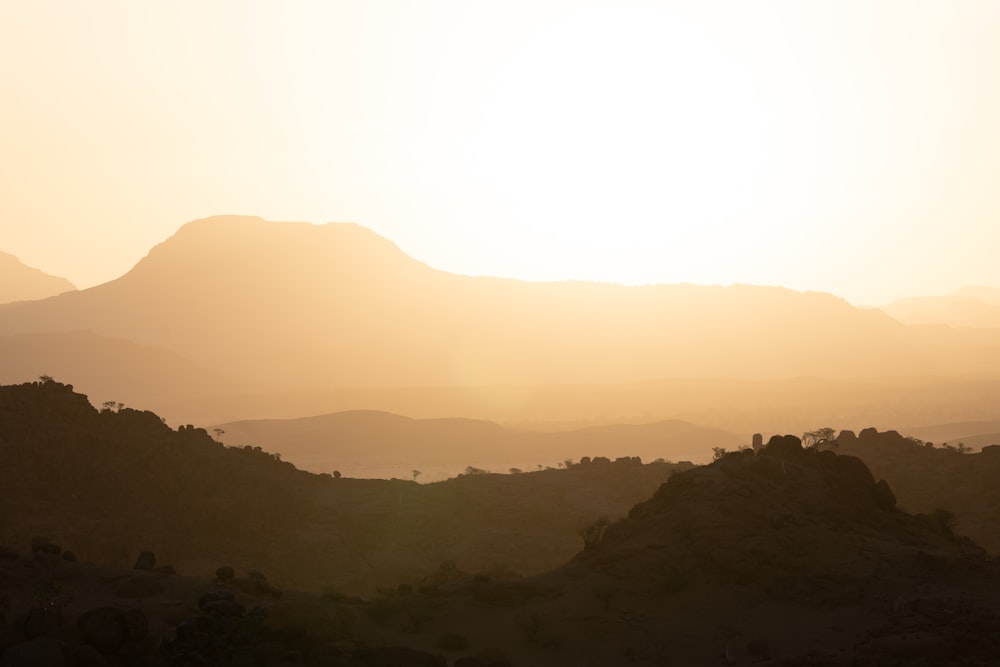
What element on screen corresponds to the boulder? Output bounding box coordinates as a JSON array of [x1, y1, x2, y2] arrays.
[[760, 435, 803, 457]]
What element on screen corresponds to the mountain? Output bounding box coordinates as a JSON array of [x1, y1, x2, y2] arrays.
[[881, 287, 1000, 328], [0, 250, 75, 304], [2, 216, 997, 398], [212, 410, 743, 478]]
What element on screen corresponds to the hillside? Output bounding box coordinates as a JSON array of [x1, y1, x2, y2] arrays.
[[2, 216, 997, 399], [331, 436, 1000, 665], [5, 409, 1000, 665], [0, 380, 691, 595], [0, 251, 75, 304]]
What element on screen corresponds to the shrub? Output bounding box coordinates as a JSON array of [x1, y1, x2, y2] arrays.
[[578, 516, 610, 550]]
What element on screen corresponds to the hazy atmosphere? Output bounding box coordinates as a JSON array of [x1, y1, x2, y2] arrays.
[[5, 3, 1000, 666], [3, 1, 1000, 304]]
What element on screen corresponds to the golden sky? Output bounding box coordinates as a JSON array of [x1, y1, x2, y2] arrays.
[[2, 1, 998, 305]]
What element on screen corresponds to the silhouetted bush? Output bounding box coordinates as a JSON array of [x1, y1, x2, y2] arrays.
[[578, 516, 610, 551]]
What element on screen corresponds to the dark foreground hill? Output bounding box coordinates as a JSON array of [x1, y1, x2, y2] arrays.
[[0, 380, 690, 595], [354, 437, 1000, 666], [4, 425, 1000, 665]]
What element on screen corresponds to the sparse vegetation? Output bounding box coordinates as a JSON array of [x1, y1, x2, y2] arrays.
[[803, 426, 837, 449], [578, 516, 611, 551]]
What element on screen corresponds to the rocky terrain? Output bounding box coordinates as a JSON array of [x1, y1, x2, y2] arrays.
[[355, 436, 1000, 665], [3, 432, 1000, 666]]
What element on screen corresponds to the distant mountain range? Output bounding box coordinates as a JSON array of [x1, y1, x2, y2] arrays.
[[881, 286, 1000, 328], [0, 250, 75, 304], [2, 216, 1000, 415], [212, 410, 744, 477]]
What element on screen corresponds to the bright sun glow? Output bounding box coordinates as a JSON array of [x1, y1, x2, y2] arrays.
[[465, 8, 768, 261], [3, 1, 1000, 304]]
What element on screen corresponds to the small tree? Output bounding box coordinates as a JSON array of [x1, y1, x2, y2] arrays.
[[803, 427, 837, 449], [578, 516, 610, 550], [212, 428, 225, 442], [38, 375, 53, 384], [411, 469, 422, 482], [712, 447, 728, 461]]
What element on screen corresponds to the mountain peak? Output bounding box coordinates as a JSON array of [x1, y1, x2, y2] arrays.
[[128, 216, 424, 283]]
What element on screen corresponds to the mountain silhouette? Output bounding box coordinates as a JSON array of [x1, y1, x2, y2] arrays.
[[1, 216, 998, 405], [212, 410, 742, 477], [0, 250, 75, 304], [882, 288, 1000, 328]]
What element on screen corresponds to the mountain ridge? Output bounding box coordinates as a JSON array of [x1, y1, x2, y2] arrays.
[[1, 215, 994, 397], [0, 250, 76, 304]]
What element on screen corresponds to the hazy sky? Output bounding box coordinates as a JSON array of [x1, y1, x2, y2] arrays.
[[2, 1, 998, 305]]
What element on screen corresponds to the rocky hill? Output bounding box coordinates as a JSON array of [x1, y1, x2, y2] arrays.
[[357, 437, 1000, 665]]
